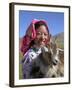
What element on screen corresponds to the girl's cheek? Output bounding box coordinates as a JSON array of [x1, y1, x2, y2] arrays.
[[35, 35, 41, 40], [34, 36, 40, 42]]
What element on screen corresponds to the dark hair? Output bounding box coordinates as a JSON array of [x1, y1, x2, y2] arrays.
[[35, 21, 49, 34]]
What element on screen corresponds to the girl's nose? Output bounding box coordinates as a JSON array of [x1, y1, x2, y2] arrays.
[[41, 33, 45, 39]]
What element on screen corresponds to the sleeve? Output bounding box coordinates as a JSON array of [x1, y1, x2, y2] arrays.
[[22, 52, 34, 79]]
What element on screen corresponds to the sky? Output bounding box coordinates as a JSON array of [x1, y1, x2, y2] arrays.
[[19, 10, 64, 38]]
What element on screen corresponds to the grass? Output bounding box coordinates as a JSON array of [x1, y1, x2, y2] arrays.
[[19, 51, 23, 79], [57, 43, 64, 49], [55, 40, 64, 49]]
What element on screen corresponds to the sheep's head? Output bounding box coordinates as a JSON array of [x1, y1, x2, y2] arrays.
[[41, 42, 59, 66]]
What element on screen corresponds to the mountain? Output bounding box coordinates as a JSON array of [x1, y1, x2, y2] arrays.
[[52, 32, 64, 49], [53, 32, 64, 41]]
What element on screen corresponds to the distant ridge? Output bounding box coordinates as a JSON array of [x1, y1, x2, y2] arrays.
[[53, 32, 64, 41], [52, 32, 64, 49]]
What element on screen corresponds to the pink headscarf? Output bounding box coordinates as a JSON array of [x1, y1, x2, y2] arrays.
[[21, 19, 50, 55]]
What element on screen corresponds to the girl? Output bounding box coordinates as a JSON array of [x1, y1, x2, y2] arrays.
[[21, 19, 51, 79]]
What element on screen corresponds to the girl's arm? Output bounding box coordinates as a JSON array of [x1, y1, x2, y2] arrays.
[[22, 52, 34, 79]]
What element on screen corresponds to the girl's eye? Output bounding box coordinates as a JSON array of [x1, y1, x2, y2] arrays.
[[36, 32, 48, 36], [37, 32, 42, 35], [44, 33, 48, 36]]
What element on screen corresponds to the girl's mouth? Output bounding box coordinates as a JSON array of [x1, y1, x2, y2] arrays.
[[39, 40, 46, 45]]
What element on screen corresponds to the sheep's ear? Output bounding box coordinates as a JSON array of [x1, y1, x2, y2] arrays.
[[58, 50, 64, 63], [49, 42, 57, 55], [41, 47, 45, 58], [41, 47, 45, 53], [50, 40, 56, 48], [41, 47, 47, 57], [41, 47, 48, 53]]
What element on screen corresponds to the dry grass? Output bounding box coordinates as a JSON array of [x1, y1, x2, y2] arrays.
[[19, 51, 23, 79]]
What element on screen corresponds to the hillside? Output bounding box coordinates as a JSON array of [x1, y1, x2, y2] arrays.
[[52, 32, 64, 49]]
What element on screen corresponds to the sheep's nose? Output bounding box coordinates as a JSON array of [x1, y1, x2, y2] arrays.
[[53, 59, 58, 65], [52, 75, 56, 78]]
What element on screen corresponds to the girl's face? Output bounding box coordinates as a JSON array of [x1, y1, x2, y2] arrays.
[[34, 25, 49, 47]]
